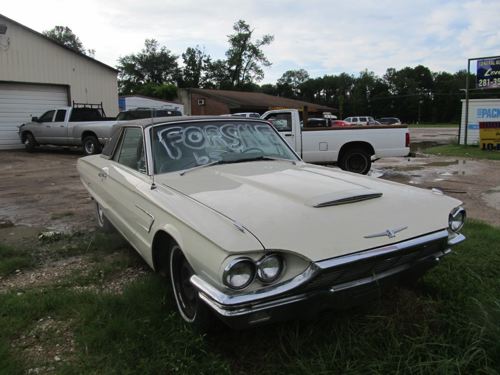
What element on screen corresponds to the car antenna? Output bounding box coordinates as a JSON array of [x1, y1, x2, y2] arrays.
[[150, 108, 157, 190]]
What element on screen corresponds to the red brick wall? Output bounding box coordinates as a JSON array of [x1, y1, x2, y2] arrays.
[[190, 93, 230, 115]]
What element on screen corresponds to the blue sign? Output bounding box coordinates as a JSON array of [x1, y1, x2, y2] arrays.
[[477, 58, 500, 88], [476, 108, 500, 119]]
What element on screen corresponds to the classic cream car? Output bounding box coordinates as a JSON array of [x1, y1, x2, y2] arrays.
[[77, 116, 466, 329]]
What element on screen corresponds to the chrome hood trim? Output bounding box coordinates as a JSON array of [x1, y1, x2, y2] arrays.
[[307, 189, 382, 208]]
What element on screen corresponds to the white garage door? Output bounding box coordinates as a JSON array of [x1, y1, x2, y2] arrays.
[[0, 83, 68, 149]]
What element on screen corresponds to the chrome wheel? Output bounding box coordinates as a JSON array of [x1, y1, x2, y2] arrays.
[[170, 246, 198, 322]]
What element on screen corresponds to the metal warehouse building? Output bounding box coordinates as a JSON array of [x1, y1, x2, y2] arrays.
[[0, 14, 118, 150]]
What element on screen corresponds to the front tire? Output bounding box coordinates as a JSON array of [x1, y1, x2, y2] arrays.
[[340, 148, 372, 174], [82, 136, 101, 156], [169, 245, 215, 330], [24, 133, 37, 153]]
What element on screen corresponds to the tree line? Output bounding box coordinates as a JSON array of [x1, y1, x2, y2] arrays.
[[43, 21, 499, 123]]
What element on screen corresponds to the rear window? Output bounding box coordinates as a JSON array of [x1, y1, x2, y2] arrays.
[[70, 108, 104, 122]]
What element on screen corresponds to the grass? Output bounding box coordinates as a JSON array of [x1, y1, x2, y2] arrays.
[[0, 222, 499, 374], [425, 144, 500, 160], [0, 244, 34, 277]]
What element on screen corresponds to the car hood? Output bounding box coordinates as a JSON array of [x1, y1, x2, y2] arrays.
[[156, 162, 461, 262]]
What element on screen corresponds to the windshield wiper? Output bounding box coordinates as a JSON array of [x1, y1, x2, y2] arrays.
[[179, 160, 226, 176], [179, 156, 297, 176], [232, 156, 297, 165]]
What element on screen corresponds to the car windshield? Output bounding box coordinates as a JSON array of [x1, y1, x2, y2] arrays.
[[151, 121, 299, 174]]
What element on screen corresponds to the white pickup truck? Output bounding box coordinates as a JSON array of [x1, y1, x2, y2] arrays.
[[261, 109, 410, 174]]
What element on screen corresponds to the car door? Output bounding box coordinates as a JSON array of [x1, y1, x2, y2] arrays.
[[105, 127, 154, 255], [262, 112, 295, 150], [49, 109, 69, 143], [33, 110, 55, 142]]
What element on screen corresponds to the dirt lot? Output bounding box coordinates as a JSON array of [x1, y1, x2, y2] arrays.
[[1, 140, 499, 234]]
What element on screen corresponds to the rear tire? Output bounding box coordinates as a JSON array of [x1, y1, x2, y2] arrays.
[[340, 148, 372, 174], [95, 202, 114, 232], [24, 133, 37, 153], [169, 245, 216, 331], [82, 136, 101, 155]]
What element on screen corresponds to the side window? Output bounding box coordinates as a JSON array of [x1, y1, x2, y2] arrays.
[[39, 110, 55, 122], [55, 110, 66, 122], [360, 117, 367, 122], [264, 113, 292, 132], [113, 128, 146, 173]]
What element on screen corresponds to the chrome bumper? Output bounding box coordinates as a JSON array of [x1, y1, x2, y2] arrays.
[[191, 230, 466, 329]]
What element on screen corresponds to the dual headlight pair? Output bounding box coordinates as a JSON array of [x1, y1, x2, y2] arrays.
[[223, 254, 284, 290], [449, 206, 466, 232]]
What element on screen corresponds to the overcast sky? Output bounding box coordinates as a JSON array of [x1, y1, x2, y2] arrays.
[[3, 0, 500, 83]]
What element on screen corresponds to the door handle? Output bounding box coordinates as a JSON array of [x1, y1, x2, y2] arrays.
[[98, 167, 109, 178], [284, 133, 293, 137]]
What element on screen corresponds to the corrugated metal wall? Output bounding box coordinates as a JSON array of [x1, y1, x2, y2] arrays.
[[0, 83, 69, 149], [0, 16, 118, 117]]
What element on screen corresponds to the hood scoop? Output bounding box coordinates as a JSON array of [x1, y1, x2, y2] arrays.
[[307, 189, 383, 208]]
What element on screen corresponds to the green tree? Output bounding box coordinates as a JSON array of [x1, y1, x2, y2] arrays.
[[117, 39, 180, 95], [42, 26, 88, 54], [277, 69, 310, 97], [226, 20, 274, 88], [179, 46, 210, 88], [203, 59, 232, 89]]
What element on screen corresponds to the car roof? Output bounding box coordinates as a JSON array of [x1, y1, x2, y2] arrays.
[[101, 116, 268, 157], [118, 115, 267, 128]]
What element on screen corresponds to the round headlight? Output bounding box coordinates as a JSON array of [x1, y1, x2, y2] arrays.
[[449, 207, 466, 232], [256, 254, 284, 283], [223, 258, 255, 290]]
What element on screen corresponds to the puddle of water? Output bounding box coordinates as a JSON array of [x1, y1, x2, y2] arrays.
[[426, 160, 459, 167]]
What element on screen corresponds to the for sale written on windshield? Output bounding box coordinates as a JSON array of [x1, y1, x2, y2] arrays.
[[477, 58, 500, 88]]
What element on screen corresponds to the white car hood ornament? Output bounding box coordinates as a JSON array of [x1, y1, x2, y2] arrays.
[[364, 226, 408, 239]]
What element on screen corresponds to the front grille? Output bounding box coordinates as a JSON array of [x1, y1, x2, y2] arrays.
[[303, 236, 447, 292]]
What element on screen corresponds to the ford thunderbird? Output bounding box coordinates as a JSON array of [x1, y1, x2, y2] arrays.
[[77, 116, 466, 329]]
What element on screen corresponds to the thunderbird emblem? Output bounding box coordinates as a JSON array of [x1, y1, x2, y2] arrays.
[[364, 226, 408, 239]]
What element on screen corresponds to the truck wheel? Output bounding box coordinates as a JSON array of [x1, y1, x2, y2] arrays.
[[95, 202, 114, 232], [83, 136, 101, 155], [169, 245, 216, 332], [340, 148, 372, 174], [24, 133, 37, 152]]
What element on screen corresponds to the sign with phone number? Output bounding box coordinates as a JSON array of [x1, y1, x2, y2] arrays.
[[477, 58, 500, 89], [479, 122, 500, 151]]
